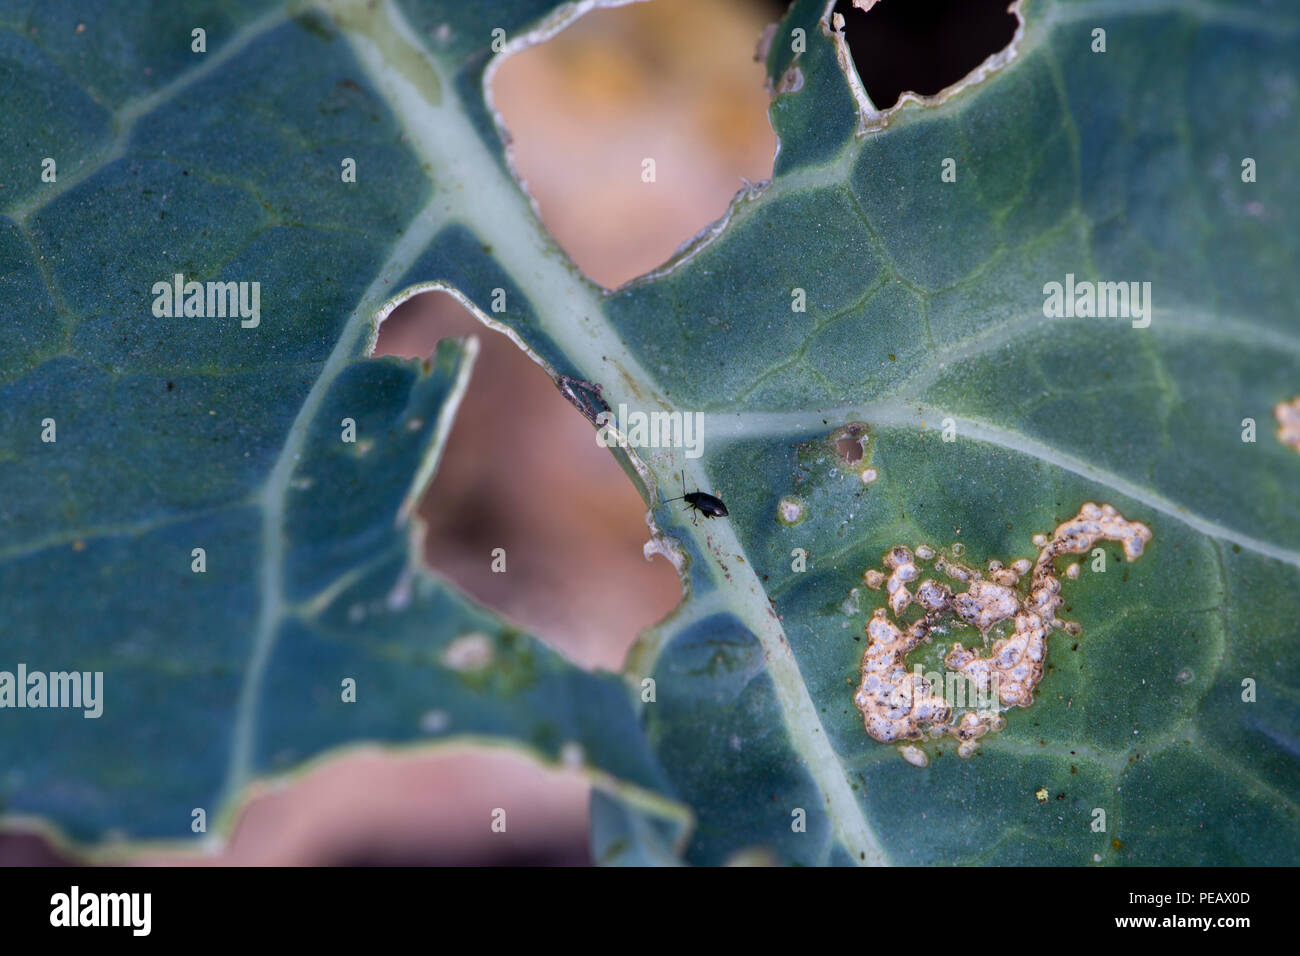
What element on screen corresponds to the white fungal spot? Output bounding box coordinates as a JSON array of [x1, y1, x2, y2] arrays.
[[853, 608, 952, 743], [899, 744, 928, 767], [442, 632, 495, 672], [778, 496, 806, 525], [883, 546, 919, 615], [916, 578, 952, 612], [951, 579, 1019, 631], [1275, 396, 1300, 452], [860, 468, 878, 485]]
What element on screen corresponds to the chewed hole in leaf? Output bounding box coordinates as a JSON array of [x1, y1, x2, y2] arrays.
[[491, 0, 775, 288], [375, 291, 679, 670], [832, 0, 1019, 110]]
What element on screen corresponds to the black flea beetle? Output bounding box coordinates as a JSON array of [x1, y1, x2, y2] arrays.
[[662, 470, 729, 525]]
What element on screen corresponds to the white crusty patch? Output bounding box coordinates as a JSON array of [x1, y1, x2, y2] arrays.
[[852, 503, 1152, 761], [899, 744, 928, 767], [778, 496, 806, 525], [1275, 396, 1300, 452]]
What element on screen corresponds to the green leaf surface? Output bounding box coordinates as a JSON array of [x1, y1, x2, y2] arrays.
[[0, 0, 684, 851], [2, 0, 1297, 865], [616, 0, 1300, 865]]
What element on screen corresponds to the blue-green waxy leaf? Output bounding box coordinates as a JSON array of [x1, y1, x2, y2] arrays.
[[599, 0, 1299, 866], [3, 0, 1298, 866], [0, 0, 685, 852]]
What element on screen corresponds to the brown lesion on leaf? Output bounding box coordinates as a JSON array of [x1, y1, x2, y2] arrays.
[[854, 503, 1152, 762], [774, 65, 805, 95], [1274, 396, 1300, 452], [761, 21, 805, 98]]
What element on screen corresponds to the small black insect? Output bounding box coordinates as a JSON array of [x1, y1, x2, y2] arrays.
[[662, 471, 729, 525]]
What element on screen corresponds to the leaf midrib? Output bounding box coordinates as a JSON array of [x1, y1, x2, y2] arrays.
[[326, 0, 891, 865]]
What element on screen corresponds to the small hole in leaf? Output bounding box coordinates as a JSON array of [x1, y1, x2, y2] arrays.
[[836, 435, 864, 462], [832, 0, 1019, 111]]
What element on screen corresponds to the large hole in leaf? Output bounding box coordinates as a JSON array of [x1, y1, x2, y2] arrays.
[[491, 0, 777, 289], [137, 750, 593, 866], [374, 291, 681, 673], [160, 292, 687, 867], [832, 0, 1019, 110]]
